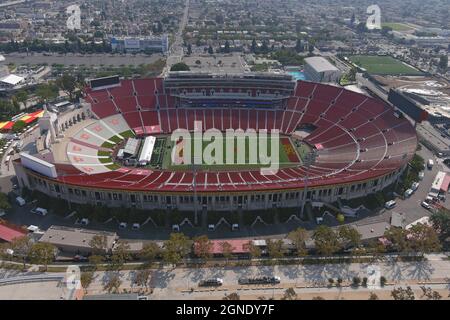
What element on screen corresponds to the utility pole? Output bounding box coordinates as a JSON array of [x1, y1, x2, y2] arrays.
[[300, 150, 317, 219]]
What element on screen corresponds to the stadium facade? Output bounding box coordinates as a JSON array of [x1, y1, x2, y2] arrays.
[[14, 72, 417, 212]]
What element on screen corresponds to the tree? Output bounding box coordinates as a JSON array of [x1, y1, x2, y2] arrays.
[[103, 272, 122, 293], [27, 242, 56, 270], [220, 241, 234, 262], [383, 227, 410, 253], [244, 241, 261, 259], [194, 235, 213, 261], [368, 292, 379, 300], [80, 272, 94, 291], [88, 255, 104, 270], [408, 223, 441, 254], [281, 287, 297, 300], [287, 228, 308, 256], [438, 55, 448, 72], [420, 286, 442, 300], [12, 120, 27, 133], [266, 239, 285, 260], [134, 269, 151, 289], [224, 40, 230, 53], [251, 39, 257, 53], [356, 22, 368, 33], [14, 90, 28, 107], [89, 234, 108, 255], [338, 225, 362, 250], [170, 62, 190, 72], [391, 286, 415, 300], [295, 39, 304, 53], [430, 209, 450, 243], [162, 233, 191, 266], [56, 74, 77, 101], [312, 225, 342, 255], [110, 241, 132, 270], [139, 242, 161, 264], [35, 83, 58, 103], [0, 193, 11, 211], [223, 292, 240, 300]]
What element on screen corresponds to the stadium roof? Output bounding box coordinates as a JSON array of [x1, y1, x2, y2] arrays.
[[304, 57, 339, 73]]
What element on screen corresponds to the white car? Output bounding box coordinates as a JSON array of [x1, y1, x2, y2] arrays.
[[384, 200, 396, 209], [119, 222, 127, 229], [132, 223, 140, 230], [411, 182, 419, 191], [172, 224, 180, 232], [418, 172, 424, 180], [208, 224, 215, 231], [421, 201, 431, 210], [231, 224, 239, 231], [81, 218, 89, 226]]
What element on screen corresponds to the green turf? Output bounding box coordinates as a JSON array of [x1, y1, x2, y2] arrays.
[[349, 55, 423, 76], [106, 164, 121, 170], [109, 135, 122, 144], [164, 135, 299, 171], [97, 150, 112, 157], [120, 130, 135, 138], [101, 141, 115, 149]]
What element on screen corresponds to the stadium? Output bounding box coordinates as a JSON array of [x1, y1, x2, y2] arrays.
[[14, 72, 417, 214]]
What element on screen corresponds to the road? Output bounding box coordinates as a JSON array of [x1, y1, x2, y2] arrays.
[[3, 256, 447, 299], [164, 0, 190, 74]]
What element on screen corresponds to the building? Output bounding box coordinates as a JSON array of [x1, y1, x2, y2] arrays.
[[0, 74, 25, 91], [110, 35, 169, 53], [304, 57, 342, 83], [39, 226, 118, 255], [0, 222, 27, 243]]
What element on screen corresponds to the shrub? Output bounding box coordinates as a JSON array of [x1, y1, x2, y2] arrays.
[[352, 276, 361, 287], [380, 276, 387, 287]]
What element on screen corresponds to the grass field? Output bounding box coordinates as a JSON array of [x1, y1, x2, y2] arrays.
[[163, 135, 301, 171], [381, 22, 414, 31], [350, 55, 423, 76]]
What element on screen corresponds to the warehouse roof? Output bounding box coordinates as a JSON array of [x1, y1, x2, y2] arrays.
[[304, 57, 339, 73], [39, 225, 117, 251]]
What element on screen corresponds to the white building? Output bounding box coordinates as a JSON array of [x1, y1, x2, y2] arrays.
[[304, 57, 342, 83], [110, 35, 169, 53]]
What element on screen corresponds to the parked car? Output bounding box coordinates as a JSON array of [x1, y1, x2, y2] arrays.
[[404, 189, 413, 198], [132, 223, 140, 230], [172, 224, 180, 232], [421, 201, 432, 210], [418, 172, 425, 180], [81, 218, 89, 226], [15, 196, 26, 207], [119, 222, 127, 229], [384, 200, 396, 209], [411, 182, 419, 191], [31, 207, 48, 216], [231, 224, 239, 231], [208, 224, 215, 231]]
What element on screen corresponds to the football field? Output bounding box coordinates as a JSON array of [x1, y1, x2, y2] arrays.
[[350, 55, 423, 76], [163, 135, 301, 171]]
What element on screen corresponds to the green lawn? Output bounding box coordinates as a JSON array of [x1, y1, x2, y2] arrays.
[[165, 135, 299, 171], [381, 22, 414, 31], [350, 55, 423, 76]]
